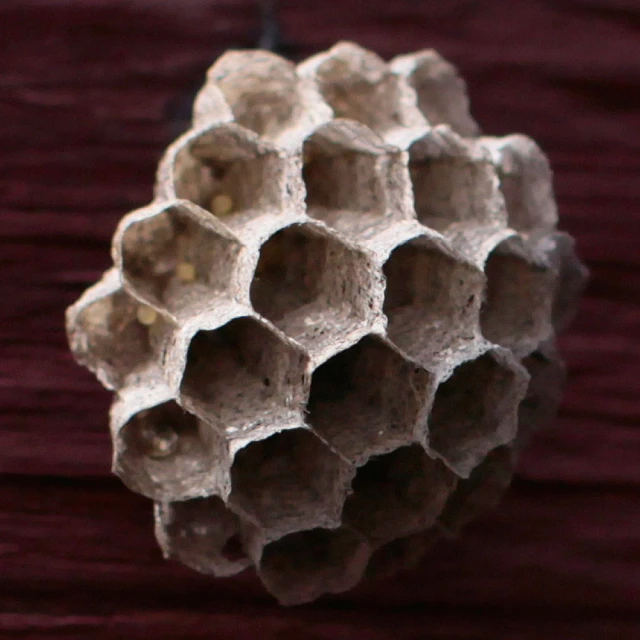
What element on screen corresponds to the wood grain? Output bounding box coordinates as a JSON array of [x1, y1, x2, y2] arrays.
[[1, 1, 638, 637]]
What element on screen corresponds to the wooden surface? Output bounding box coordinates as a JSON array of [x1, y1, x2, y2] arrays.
[[1, 1, 639, 637]]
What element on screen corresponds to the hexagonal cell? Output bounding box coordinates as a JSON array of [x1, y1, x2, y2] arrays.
[[179, 316, 308, 434], [517, 346, 566, 447], [438, 446, 515, 535], [391, 50, 480, 137], [250, 223, 382, 355], [409, 142, 504, 233], [298, 42, 427, 147], [547, 233, 588, 332], [229, 428, 354, 540], [428, 349, 526, 477], [66, 270, 169, 390], [382, 236, 484, 368], [365, 528, 441, 580], [115, 400, 223, 501], [117, 203, 242, 319], [480, 240, 555, 357], [161, 123, 299, 235], [302, 120, 413, 236], [155, 496, 251, 577], [199, 49, 332, 143], [482, 135, 558, 233], [258, 527, 370, 605], [342, 445, 456, 546], [306, 335, 435, 464]]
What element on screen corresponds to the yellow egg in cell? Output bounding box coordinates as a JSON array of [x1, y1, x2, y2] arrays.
[[136, 304, 158, 326], [211, 193, 234, 216], [176, 261, 197, 282]]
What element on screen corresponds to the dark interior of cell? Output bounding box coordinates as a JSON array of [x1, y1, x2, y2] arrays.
[[428, 352, 517, 476], [306, 336, 433, 464], [76, 290, 154, 386], [438, 446, 515, 534], [517, 349, 565, 444], [410, 156, 494, 231], [383, 239, 480, 365], [365, 528, 441, 580], [480, 248, 552, 355], [158, 495, 251, 576], [121, 207, 238, 315], [119, 401, 215, 499], [342, 445, 455, 545], [180, 317, 304, 430], [250, 225, 372, 348], [303, 140, 386, 231], [229, 428, 351, 538], [259, 527, 369, 605]]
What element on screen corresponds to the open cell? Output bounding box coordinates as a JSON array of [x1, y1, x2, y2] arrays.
[[517, 348, 565, 446], [250, 224, 381, 354], [68, 279, 166, 390], [168, 124, 291, 231], [365, 528, 441, 579], [299, 42, 426, 147], [155, 496, 251, 577], [258, 527, 370, 605], [119, 204, 241, 318], [229, 428, 354, 540], [438, 446, 515, 534], [486, 135, 558, 233], [203, 50, 330, 142], [307, 336, 435, 464], [428, 350, 523, 477], [116, 401, 220, 501], [391, 50, 480, 137], [302, 123, 410, 236], [409, 154, 500, 232], [179, 316, 307, 433], [382, 237, 483, 367], [342, 445, 456, 546], [480, 242, 555, 357]]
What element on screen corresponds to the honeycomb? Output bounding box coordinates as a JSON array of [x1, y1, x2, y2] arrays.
[[66, 42, 586, 605]]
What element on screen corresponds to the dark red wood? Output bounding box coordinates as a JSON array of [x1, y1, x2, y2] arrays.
[[1, 1, 639, 637]]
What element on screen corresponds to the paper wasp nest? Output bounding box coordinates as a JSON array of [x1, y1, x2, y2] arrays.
[[66, 42, 586, 605]]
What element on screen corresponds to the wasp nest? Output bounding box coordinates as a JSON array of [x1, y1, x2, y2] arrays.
[[66, 42, 586, 605]]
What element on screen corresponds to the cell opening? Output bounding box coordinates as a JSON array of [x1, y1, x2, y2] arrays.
[[180, 317, 306, 433], [259, 527, 370, 605], [393, 51, 479, 137], [303, 43, 424, 144], [229, 428, 353, 539], [118, 401, 217, 500], [307, 336, 434, 464], [383, 238, 482, 366], [517, 349, 565, 445], [120, 206, 240, 317], [73, 289, 160, 389], [210, 51, 318, 140], [409, 155, 498, 231], [365, 529, 440, 580], [155, 496, 251, 577], [342, 445, 456, 546], [492, 137, 557, 233], [480, 245, 554, 357], [428, 352, 520, 476], [250, 224, 379, 351], [172, 126, 285, 227], [438, 446, 515, 534]]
